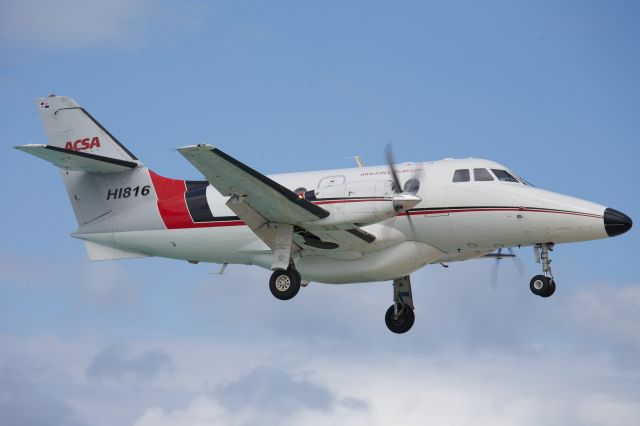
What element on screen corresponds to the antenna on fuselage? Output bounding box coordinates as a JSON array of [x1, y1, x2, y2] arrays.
[[346, 156, 364, 168]]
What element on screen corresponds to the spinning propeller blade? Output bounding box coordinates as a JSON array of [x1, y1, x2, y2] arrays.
[[384, 144, 423, 241], [384, 144, 403, 193], [487, 248, 525, 290]]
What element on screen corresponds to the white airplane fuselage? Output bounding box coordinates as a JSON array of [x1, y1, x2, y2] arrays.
[[74, 157, 616, 284]]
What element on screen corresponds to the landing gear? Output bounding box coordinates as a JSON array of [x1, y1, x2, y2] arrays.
[[529, 274, 556, 297], [385, 304, 415, 334], [530, 243, 557, 298], [385, 275, 415, 334], [269, 268, 301, 300]]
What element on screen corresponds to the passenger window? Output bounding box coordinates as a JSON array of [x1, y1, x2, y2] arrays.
[[492, 169, 519, 182], [452, 169, 470, 182], [474, 168, 494, 181]]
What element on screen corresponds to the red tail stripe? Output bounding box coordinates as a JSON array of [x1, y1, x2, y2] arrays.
[[149, 170, 246, 229]]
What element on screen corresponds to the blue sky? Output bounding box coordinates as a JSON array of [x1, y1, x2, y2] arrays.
[[1, 1, 639, 425]]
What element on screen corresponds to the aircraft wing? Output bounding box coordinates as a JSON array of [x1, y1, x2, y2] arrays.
[[178, 144, 328, 224], [177, 144, 375, 252]]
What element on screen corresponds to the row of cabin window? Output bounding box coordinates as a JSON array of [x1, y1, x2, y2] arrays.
[[452, 168, 520, 183]]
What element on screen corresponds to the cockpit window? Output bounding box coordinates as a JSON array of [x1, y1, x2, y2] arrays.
[[474, 168, 494, 181], [452, 169, 470, 182], [404, 178, 420, 194], [491, 169, 519, 182], [515, 175, 535, 187]]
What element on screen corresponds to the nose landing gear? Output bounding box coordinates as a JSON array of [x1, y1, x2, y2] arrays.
[[530, 243, 556, 298]]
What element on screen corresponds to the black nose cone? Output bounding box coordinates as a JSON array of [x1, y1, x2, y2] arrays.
[[604, 208, 632, 237]]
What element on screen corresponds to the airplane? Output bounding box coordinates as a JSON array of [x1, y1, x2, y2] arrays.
[[16, 95, 633, 334]]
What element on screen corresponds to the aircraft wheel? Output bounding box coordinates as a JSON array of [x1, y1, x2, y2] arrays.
[[290, 267, 302, 285], [385, 304, 415, 334], [269, 269, 300, 300], [529, 275, 555, 298]]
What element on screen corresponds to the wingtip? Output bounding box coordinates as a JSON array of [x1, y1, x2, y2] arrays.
[[15, 144, 46, 151], [177, 143, 215, 153]]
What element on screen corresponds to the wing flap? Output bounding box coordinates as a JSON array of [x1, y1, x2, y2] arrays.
[[16, 144, 137, 173]]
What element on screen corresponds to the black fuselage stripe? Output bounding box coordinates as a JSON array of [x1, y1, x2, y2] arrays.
[[185, 185, 216, 223]]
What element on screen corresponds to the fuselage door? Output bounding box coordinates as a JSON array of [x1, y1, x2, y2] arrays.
[[317, 175, 346, 189]]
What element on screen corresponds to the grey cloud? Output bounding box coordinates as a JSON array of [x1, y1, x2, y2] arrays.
[[0, 366, 86, 426], [86, 343, 173, 382], [215, 367, 355, 417]]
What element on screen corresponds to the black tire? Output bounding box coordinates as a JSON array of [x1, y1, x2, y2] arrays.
[[530, 275, 555, 297], [269, 269, 300, 300], [290, 267, 302, 285], [542, 279, 556, 298], [385, 304, 415, 334]]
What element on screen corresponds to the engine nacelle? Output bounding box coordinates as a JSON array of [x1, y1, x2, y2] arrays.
[[306, 180, 397, 227]]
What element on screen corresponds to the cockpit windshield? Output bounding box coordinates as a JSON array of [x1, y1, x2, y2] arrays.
[[491, 169, 519, 183], [451, 167, 533, 186]]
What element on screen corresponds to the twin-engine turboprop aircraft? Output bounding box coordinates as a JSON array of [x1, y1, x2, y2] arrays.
[[17, 95, 633, 333]]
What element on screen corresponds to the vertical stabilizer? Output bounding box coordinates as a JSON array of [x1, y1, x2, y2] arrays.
[[37, 95, 138, 162]]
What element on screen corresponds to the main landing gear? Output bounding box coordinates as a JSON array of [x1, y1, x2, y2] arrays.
[[385, 275, 415, 334], [529, 243, 556, 298], [269, 267, 301, 300]]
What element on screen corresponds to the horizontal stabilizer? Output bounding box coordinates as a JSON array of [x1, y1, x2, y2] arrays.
[[15, 144, 137, 173]]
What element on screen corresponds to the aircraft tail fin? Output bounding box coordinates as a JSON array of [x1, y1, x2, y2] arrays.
[[33, 95, 139, 163]]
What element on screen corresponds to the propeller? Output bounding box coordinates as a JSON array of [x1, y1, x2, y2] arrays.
[[384, 144, 423, 239], [485, 247, 525, 290]]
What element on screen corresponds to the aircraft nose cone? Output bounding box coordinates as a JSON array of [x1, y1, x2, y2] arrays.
[[604, 208, 632, 237]]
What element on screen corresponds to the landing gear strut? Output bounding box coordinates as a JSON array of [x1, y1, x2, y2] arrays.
[[385, 275, 415, 334], [530, 243, 556, 298], [269, 267, 301, 300]]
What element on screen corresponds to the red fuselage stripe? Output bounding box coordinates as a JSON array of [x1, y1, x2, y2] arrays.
[[149, 170, 247, 229]]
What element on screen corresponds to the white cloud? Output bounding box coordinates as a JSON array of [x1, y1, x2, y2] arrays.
[[568, 284, 640, 349], [134, 396, 234, 426], [0, 0, 209, 49], [1, 254, 639, 426], [577, 395, 640, 426], [131, 348, 640, 426]]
